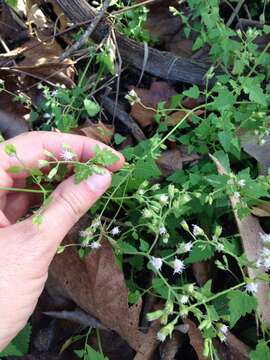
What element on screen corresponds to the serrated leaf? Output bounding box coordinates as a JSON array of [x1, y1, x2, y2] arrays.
[[74, 163, 93, 183], [134, 157, 161, 180], [117, 240, 137, 254], [86, 345, 109, 360], [228, 290, 257, 327], [84, 99, 100, 117], [94, 145, 119, 166], [249, 341, 270, 360], [185, 242, 215, 264], [0, 323, 31, 357], [183, 85, 200, 99]]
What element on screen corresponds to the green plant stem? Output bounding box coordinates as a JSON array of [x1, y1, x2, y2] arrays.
[[0, 186, 47, 194]]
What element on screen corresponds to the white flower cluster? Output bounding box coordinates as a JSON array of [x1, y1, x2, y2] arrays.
[[151, 256, 188, 275], [79, 218, 102, 249]]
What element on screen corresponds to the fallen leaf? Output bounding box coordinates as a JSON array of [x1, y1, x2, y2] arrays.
[[192, 261, 213, 287], [167, 37, 194, 58], [14, 38, 75, 88], [183, 319, 205, 360], [48, 216, 145, 351], [210, 154, 270, 327], [240, 133, 270, 176], [72, 121, 114, 145], [157, 147, 200, 177], [215, 332, 250, 360], [144, 1, 181, 45], [130, 81, 176, 128], [159, 331, 183, 360], [251, 204, 270, 217], [169, 109, 204, 126]]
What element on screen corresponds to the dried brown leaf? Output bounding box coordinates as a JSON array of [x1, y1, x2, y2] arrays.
[[251, 204, 270, 217], [169, 109, 204, 126], [192, 261, 212, 287], [72, 121, 114, 145], [183, 319, 205, 360], [130, 81, 176, 128], [210, 154, 270, 327], [48, 217, 144, 351], [157, 147, 200, 177]]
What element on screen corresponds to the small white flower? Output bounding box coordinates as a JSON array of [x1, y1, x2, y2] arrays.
[[90, 241, 101, 249], [238, 179, 246, 187], [157, 331, 166, 342], [233, 192, 240, 199], [183, 241, 193, 252], [227, 179, 234, 185], [220, 324, 229, 335], [151, 257, 163, 271], [159, 226, 167, 235], [173, 258, 185, 274], [125, 89, 141, 105], [192, 224, 204, 237], [61, 84, 67, 89], [260, 139, 266, 146], [142, 208, 152, 218], [216, 243, 224, 252], [111, 226, 120, 236], [60, 149, 74, 161], [80, 230, 90, 237], [51, 90, 58, 97], [259, 233, 270, 243], [43, 112, 51, 119], [245, 282, 258, 294], [159, 194, 169, 204], [263, 257, 270, 270], [92, 219, 101, 228], [180, 295, 189, 304]]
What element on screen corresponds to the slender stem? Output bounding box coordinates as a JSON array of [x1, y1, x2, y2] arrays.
[[0, 186, 47, 194]]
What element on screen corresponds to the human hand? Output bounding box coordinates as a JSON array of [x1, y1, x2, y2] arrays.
[[0, 131, 124, 351]]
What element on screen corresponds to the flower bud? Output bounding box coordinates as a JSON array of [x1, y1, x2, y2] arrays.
[[147, 310, 163, 322]]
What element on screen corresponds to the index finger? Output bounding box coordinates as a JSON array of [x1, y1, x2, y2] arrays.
[[0, 131, 125, 178]]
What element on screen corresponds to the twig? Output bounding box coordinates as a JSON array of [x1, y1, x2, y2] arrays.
[[60, 0, 110, 61], [111, 0, 158, 15], [226, 0, 245, 27], [100, 95, 146, 142]]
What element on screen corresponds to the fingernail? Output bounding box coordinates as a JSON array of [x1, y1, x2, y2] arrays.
[[86, 171, 111, 192]]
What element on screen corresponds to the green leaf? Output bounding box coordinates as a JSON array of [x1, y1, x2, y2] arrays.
[[74, 163, 93, 183], [134, 157, 161, 180], [94, 145, 119, 166], [84, 99, 100, 117], [0, 323, 31, 357], [250, 341, 270, 360], [4, 143, 17, 156], [186, 242, 215, 264], [7, 166, 24, 174], [86, 345, 109, 360], [117, 240, 137, 254], [183, 85, 200, 99], [228, 290, 257, 327], [212, 87, 236, 111], [114, 134, 126, 145]]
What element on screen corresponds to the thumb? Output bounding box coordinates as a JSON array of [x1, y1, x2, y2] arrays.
[[28, 169, 111, 252]]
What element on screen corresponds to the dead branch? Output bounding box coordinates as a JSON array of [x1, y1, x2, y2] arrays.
[[54, 0, 214, 86]]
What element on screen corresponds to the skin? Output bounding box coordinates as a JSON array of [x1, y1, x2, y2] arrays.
[[0, 131, 125, 351]]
